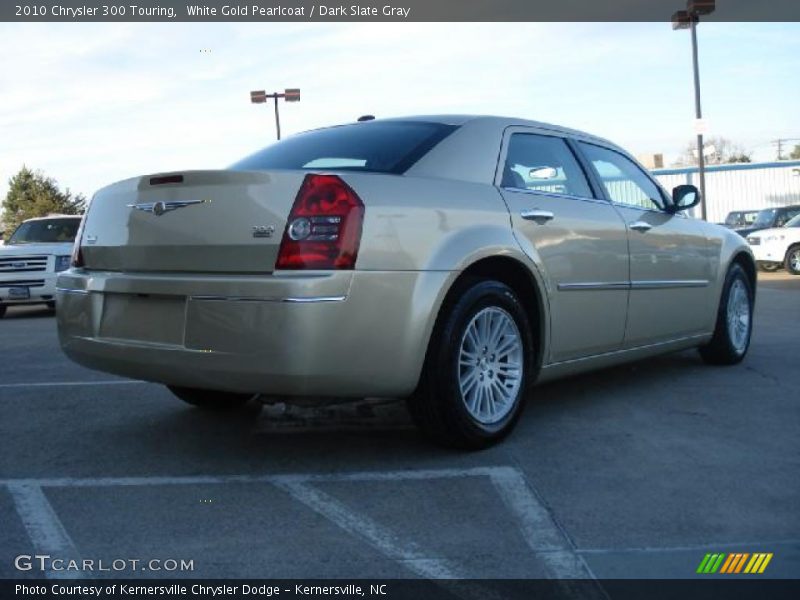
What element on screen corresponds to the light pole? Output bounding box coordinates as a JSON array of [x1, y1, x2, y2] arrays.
[[672, 0, 715, 221], [250, 88, 301, 141]]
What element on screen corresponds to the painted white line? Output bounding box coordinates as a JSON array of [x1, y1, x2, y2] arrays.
[[489, 468, 605, 597], [578, 538, 800, 554], [0, 380, 146, 390], [7, 483, 84, 580], [0, 466, 505, 488], [274, 481, 507, 600], [274, 480, 459, 578]]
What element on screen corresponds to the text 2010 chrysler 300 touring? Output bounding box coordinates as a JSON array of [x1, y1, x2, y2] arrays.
[[57, 116, 756, 448]]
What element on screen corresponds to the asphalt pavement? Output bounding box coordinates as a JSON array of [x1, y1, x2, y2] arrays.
[[1, 272, 798, 582]]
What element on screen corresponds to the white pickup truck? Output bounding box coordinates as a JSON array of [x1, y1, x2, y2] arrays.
[[0, 215, 82, 318]]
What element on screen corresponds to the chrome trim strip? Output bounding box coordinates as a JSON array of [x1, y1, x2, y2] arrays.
[[55, 287, 90, 295], [631, 280, 709, 289], [502, 187, 610, 206], [557, 282, 630, 291], [558, 280, 709, 291], [190, 295, 346, 303]]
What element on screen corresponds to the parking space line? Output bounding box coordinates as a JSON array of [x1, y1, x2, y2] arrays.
[[0, 465, 599, 592], [6, 483, 84, 580], [274, 480, 460, 578], [0, 380, 146, 389], [488, 469, 605, 597], [0, 466, 506, 488]]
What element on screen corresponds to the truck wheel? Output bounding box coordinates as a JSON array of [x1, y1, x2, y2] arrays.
[[408, 279, 534, 449], [167, 386, 254, 411], [699, 263, 753, 365], [757, 262, 779, 273], [785, 245, 800, 275]]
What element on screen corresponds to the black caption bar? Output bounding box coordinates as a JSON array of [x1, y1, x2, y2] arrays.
[[2, 0, 800, 22], [4, 579, 800, 600]]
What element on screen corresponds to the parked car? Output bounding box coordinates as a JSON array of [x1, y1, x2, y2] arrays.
[[57, 116, 756, 448], [723, 210, 759, 229], [747, 214, 800, 275], [734, 205, 800, 238], [0, 214, 82, 318]]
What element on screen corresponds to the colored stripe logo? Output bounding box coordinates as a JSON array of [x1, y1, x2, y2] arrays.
[[696, 552, 773, 574]]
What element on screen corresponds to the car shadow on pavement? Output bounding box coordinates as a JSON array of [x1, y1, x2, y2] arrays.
[[1, 305, 55, 319]]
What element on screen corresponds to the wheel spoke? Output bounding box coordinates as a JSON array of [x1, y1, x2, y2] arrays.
[[457, 306, 524, 425]]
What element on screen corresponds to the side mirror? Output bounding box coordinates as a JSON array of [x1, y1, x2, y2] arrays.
[[669, 184, 700, 213], [529, 166, 558, 180]]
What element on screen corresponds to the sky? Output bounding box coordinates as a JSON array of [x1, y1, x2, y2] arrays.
[[0, 21, 798, 201]]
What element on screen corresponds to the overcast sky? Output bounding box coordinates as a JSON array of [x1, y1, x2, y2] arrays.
[[0, 22, 798, 200]]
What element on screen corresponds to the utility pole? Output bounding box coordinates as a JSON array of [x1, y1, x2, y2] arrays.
[[250, 88, 301, 141], [771, 138, 800, 161]]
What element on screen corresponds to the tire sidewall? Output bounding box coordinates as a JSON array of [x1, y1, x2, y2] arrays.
[[433, 280, 534, 442], [786, 245, 800, 275], [718, 264, 754, 360]]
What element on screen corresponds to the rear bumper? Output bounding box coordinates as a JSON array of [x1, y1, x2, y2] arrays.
[[56, 269, 449, 397], [0, 273, 57, 305]]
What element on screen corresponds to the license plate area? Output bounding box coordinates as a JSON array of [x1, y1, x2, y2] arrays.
[[99, 293, 186, 345], [8, 287, 30, 300]]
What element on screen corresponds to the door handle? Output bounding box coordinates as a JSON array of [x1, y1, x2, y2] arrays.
[[521, 209, 555, 222], [629, 221, 653, 233]]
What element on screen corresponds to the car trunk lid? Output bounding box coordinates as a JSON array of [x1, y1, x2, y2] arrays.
[[80, 170, 305, 273]]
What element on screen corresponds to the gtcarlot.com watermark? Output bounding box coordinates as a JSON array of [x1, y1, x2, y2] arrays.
[[14, 554, 194, 573]]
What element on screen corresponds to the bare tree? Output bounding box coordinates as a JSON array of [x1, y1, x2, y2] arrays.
[[672, 136, 752, 167]]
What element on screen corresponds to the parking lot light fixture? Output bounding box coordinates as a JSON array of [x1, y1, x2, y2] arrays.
[[250, 88, 301, 141]]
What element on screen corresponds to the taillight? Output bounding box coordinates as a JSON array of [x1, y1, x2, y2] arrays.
[[71, 216, 87, 268], [276, 174, 365, 270]]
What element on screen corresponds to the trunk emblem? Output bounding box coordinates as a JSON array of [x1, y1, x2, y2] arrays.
[[127, 199, 210, 216], [252, 225, 275, 238]]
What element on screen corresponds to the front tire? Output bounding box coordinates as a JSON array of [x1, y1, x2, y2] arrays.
[[408, 279, 534, 449], [0, 305, 6, 319], [167, 386, 254, 411], [785, 245, 800, 275], [757, 262, 780, 273], [699, 263, 754, 365]]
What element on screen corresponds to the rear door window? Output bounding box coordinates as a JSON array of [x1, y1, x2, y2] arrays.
[[501, 133, 594, 199]]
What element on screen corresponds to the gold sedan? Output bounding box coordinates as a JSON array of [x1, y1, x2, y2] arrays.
[[56, 116, 756, 448]]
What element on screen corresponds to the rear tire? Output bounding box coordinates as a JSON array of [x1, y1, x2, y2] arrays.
[[167, 386, 254, 411], [757, 262, 780, 273], [408, 279, 534, 449], [46, 301, 56, 310], [699, 263, 753, 365], [785, 245, 800, 275]]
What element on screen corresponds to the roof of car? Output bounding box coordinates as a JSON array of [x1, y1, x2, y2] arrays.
[[372, 114, 614, 145], [23, 214, 82, 222]]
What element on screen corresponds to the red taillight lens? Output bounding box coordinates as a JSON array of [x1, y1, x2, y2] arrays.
[[70, 216, 86, 268], [276, 174, 365, 270]]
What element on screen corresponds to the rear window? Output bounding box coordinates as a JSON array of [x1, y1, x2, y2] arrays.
[[7, 218, 81, 245], [230, 121, 458, 175]]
